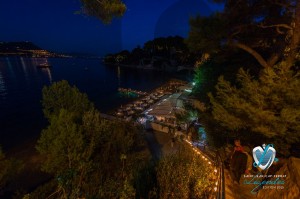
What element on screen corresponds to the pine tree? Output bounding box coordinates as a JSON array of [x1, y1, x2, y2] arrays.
[[80, 0, 126, 23], [36, 81, 148, 198], [209, 62, 300, 155], [187, 0, 300, 69]]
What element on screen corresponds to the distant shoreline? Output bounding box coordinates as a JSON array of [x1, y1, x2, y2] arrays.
[[103, 62, 183, 72]]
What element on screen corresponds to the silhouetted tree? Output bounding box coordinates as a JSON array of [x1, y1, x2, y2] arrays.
[[187, 0, 300, 68], [36, 81, 148, 198], [42, 80, 93, 120], [80, 0, 126, 23], [209, 62, 300, 155]]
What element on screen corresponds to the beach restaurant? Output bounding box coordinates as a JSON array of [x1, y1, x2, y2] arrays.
[[140, 91, 190, 131]]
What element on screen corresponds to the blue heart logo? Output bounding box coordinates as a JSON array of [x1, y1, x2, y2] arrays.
[[252, 144, 278, 170]]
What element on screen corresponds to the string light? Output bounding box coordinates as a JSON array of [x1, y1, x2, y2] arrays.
[[183, 139, 221, 197]]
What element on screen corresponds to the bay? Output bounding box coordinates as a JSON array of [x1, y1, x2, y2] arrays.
[[0, 57, 189, 150]]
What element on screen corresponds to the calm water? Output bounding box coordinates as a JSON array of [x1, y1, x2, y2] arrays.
[[0, 57, 190, 150]]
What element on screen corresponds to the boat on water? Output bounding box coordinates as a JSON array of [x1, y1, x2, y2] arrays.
[[37, 63, 52, 68]]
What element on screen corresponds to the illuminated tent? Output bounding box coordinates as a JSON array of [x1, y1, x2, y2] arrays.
[[146, 93, 185, 119]]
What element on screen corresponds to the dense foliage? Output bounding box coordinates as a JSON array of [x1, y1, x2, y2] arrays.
[[80, 0, 126, 23], [42, 80, 94, 120], [188, 0, 300, 157], [187, 0, 300, 69], [104, 36, 198, 68], [209, 62, 300, 155], [157, 146, 215, 199], [35, 81, 149, 198]]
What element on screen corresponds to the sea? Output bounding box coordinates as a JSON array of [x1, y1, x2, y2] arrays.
[[0, 57, 191, 150]]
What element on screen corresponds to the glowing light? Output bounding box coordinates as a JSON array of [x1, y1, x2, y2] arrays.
[[214, 187, 217, 192], [214, 169, 217, 173], [208, 162, 211, 164], [192, 82, 196, 86]]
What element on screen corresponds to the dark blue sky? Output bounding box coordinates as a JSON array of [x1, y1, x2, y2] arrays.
[[0, 0, 222, 56]]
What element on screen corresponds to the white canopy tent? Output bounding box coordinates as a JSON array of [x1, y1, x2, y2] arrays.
[[145, 93, 185, 119]]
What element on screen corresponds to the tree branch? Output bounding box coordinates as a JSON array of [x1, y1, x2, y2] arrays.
[[270, 0, 296, 9], [232, 42, 271, 68], [285, 1, 300, 67], [267, 54, 280, 67], [276, 26, 286, 34], [259, 24, 293, 30], [46, 187, 62, 199]]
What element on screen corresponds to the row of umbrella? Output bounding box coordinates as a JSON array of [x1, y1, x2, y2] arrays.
[[116, 91, 165, 117]]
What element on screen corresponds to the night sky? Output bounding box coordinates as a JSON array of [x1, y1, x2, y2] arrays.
[[0, 0, 223, 56]]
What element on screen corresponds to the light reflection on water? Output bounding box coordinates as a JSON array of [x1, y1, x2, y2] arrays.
[[0, 70, 6, 98], [44, 68, 53, 84], [20, 57, 29, 83]]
